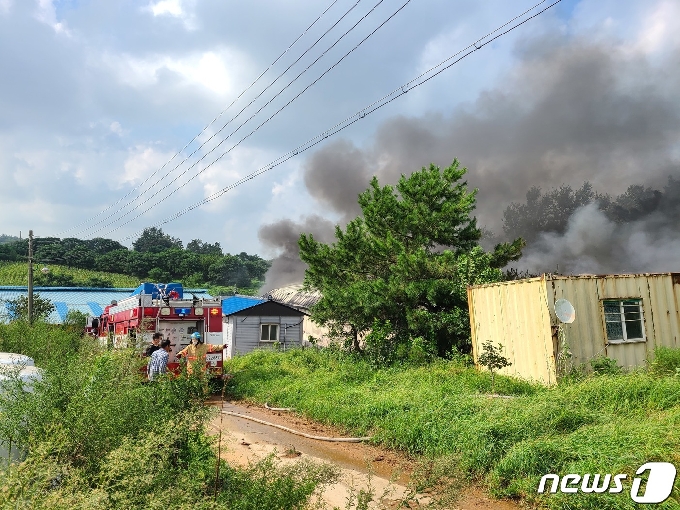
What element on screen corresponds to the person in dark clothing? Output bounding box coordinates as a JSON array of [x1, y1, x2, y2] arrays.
[[144, 332, 163, 357], [148, 339, 172, 381]]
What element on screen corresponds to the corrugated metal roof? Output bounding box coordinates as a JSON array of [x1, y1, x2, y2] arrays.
[[0, 286, 212, 323], [264, 284, 322, 311], [221, 295, 265, 316], [470, 272, 680, 289]]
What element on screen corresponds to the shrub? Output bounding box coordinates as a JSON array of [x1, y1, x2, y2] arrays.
[[589, 356, 622, 375], [649, 347, 680, 376], [0, 324, 336, 509]]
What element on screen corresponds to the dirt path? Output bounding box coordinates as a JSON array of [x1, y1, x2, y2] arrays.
[[207, 399, 522, 510]]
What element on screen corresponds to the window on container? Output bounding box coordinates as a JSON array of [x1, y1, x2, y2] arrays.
[[260, 324, 279, 342], [602, 299, 645, 342]]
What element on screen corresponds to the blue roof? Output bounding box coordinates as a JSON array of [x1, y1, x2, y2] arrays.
[[0, 287, 212, 324], [221, 296, 266, 316]]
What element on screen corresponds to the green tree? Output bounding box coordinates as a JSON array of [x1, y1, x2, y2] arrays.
[[478, 340, 512, 392], [132, 227, 183, 253], [186, 239, 223, 256], [208, 254, 250, 287], [0, 234, 20, 245], [237, 252, 271, 281], [299, 160, 524, 361], [64, 309, 88, 329], [94, 249, 131, 274], [3, 294, 56, 322], [85, 237, 126, 255]]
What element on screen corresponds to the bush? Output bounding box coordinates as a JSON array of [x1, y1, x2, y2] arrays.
[[0, 324, 335, 509], [589, 356, 622, 375], [649, 347, 680, 376]]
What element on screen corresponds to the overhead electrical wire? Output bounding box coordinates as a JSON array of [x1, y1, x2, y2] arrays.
[[71, 0, 378, 238], [60, 0, 341, 237], [115, 0, 561, 243], [84, 0, 413, 239]]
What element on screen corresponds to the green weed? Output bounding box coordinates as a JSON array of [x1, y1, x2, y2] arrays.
[[0, 322, 336, 509], [225, 348, 680, 509]]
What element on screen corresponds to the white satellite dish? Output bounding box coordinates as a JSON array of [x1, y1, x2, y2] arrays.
[[555, 299, 576, 324]]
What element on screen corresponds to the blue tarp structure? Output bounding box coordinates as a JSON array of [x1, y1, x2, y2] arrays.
[[0, 286, 211, 323]]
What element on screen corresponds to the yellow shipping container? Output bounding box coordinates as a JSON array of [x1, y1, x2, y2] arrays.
[[468, 273, 680, 385]]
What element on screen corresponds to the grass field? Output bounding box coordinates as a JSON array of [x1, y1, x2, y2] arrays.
[[225, 348, 680, 509], [0, 261, 141, 287]]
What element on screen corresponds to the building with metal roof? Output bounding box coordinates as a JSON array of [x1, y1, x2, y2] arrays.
[[220, 295, 266, 316], [263, 284, 329, 346], [263, 284, 322, 312], [0, 286, 213, 324], [222, 298, 305, 358]]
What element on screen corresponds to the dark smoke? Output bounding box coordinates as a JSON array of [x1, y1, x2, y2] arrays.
[[513, 178, 680, 274], [303, 139, 371, 221], [260, 30, 680, 285], [258, 215, 336, 292]]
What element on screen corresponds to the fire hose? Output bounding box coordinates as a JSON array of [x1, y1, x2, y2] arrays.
[[221, 408, 373, 443], [265, 402, 294, 411]]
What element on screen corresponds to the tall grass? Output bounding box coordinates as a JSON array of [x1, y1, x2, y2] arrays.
[[0, 322, 336, 509], [225, 348, 680, 509], [0, 261, 140, 287]]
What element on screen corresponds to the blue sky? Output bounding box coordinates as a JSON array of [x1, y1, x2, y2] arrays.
[[1, 0, 678, 273]]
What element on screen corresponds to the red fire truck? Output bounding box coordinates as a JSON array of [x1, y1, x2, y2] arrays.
[[87, 283, 224, 375]]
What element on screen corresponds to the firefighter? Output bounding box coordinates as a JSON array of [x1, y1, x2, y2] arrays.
[[176, 332, 227, 375]]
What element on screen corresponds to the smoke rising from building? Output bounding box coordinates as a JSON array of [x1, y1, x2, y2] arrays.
[[259, 27, 680, 286], [258, 215, 336, 292]]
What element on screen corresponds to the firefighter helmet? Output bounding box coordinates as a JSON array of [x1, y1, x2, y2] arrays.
[[191, 331, 202, 342]]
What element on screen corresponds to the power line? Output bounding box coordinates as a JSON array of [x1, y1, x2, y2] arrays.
[[86, 0, 413, 239], [60, 0, 342, 237], [81, 0, 401, 239], [71, 0, 374, 239], [118, 0, 561, 243]]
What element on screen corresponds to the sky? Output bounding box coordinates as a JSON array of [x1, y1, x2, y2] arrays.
[[1, 0, 679, 287]]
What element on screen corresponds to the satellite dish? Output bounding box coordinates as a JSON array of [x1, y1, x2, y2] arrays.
[[555, 299, 576, 324]]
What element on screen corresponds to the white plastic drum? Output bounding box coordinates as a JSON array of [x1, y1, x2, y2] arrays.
[[0, 353, 35, 367], [0, 362, 42, 464]]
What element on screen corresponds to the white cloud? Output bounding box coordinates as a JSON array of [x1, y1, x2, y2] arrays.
[[99, 49, 247, 98], [122, 145, 175, 186], [110, 121, 124, 136], [145, 0, 197, 29], [197, 145, 273, 205], [34, 0, 70, 35], [0, 0, 12, 16], [634, 0, 680, 55], [271, 170, 298, 197], [150, 0, 183, 17]]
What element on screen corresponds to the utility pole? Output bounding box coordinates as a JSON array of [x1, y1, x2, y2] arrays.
[[28, 230, 34, 324]]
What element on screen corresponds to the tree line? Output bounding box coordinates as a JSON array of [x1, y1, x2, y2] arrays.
[[0, 227, 270, 291], [502, 177, 680, 244]]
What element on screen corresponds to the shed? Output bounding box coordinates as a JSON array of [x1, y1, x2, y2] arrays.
[[221, 296, 305, 358], [264, 284, 329, 345], [468, 273, 680, 385]]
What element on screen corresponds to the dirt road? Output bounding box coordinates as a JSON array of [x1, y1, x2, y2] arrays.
[[208, 399, 522, 510]]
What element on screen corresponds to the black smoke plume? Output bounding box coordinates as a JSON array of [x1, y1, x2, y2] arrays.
[[259, 28, 680, 286], [258, 215, 336, 292]]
